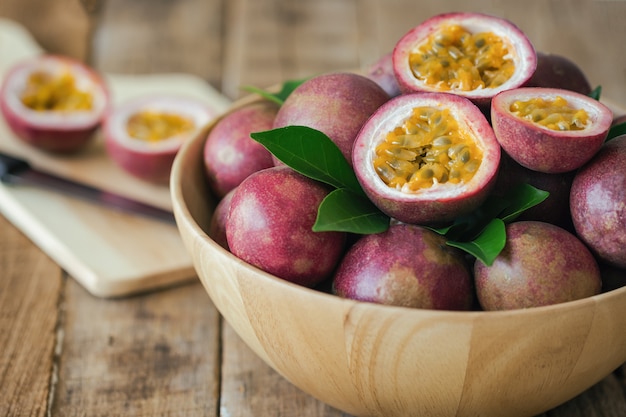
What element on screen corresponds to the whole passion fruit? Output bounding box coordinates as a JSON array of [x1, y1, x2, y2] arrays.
[[491, 87, 613, 173], [525, 52, 592, 95], [226, 166, 346, 287], [493, 152, 576, 230], [392, 12, 537, 109], [364, 52, 402, 98], [352, 92, 500, 225], [0, 54, 110, 153], [272, 72, 390, 164], [208, 188, 235, 251], [475, 221, 601, 311], [104, 95, 215, 184], [333, 223, 473, 310], [570, 135, 626, 269], [204, 101, 277, 198]]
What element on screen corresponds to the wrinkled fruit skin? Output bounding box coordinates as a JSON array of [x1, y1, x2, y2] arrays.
[[333, 223, 473, 310], [208, 188, 235, 250], [491, 87, 612, 173], [226, 166, 346, 287], [392, 12, 537, 109], [365, 53, 402, 98], [570, 135, 626, 268], [272, 72, 390, 165], [525, 52, 592, 95], [353, 92, 500, 225], [0, 55, 109, 153], [474, 221, 601, 310], [493, 152, 575, 230], [204, 102, 277, 198]]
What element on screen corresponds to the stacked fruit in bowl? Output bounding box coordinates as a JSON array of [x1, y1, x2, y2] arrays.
[[171, 11, 626, 417]]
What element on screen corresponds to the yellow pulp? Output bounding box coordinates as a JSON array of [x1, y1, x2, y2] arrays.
[[20, 70, 93, 111], [509, 96, 589, 131], [409, 24, 515, 91], [126, 111, 195, 142], [374, 106, 482, 191]]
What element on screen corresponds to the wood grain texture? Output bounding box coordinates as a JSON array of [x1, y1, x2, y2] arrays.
[[50, 279, 221, 416], [0, 215, 62, 417], [172, 94, 626, 417], [1, 0, 626, 416]]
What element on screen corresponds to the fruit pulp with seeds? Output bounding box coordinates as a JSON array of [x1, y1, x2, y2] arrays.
[[373, 106, 482, 192], [20, 70, 93, 112], [126, 111, 195, 142], [509, 96, 589, 131], [409, 24, 515, 91]]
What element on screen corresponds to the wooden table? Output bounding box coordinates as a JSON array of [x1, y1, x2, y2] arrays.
[[1, 1, 625, 416]]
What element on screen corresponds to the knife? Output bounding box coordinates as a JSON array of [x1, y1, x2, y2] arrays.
[[0, 152, 176, 224]]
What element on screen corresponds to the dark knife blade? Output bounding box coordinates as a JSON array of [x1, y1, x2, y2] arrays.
[[0, 152, 175, 224]]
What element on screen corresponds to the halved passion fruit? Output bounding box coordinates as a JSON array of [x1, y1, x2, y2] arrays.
[[352, 92, 500, 225], [104, 95, 215, 184], [491, 87, 613, 173], [0, 54, 110, 153], [392, 12, 537, 108]]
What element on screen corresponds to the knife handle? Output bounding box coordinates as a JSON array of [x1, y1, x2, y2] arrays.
[[0, 153, 31, 180]]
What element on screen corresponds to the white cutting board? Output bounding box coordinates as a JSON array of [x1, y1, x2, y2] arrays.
[[0, 18, 231, 297]]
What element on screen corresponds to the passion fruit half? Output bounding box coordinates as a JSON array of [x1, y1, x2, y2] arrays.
[[491, 87, 613, 173], [104, 95, 215, 184], [0, 54, 110, 153], [352, 92, 500, 225], [392, 12, 537, 108]]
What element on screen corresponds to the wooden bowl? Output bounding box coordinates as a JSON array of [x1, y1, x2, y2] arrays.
[[170, 95, 626, 417]]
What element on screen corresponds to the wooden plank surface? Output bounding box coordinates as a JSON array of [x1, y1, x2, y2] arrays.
[[1, 0, 625, 416]]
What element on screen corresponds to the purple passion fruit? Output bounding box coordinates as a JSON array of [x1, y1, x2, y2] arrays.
[[272, 72, 390, 164], [392, 12, 537, 108], [493, 152, 575, 230], [0, 54, 109, 153], [333, 223, 473, 310], [491, 87, 612, 173], [365, 53, 402, 98], [352, 92, 500, 225], [204, 102, 277, 198], [226, 166, 346, 287], [208, 188, 235, 251], [475, 221, 601, 311], [570, 135, 626, 269], [104, 95, 215, 184], [525, 52, 592, 95]]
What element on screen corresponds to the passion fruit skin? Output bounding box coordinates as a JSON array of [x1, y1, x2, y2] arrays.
[[365, 53, 402, 98], [493, 152, 575, 230], [333, 223, 473, 310], [352, 92, 501, 226], [226, 166, 347, 287], [474, 221, 602, 311], [570, 135, 626, 269], [525, 52, 592, 95], [491, 87, 612, 174], [392, 12, 537, 109], [272, 72, 390, 165], [208, 188, 235, 251], [0, 55, 110, 153], [104, 95, 215, 184], [204, 102, 277, 198]]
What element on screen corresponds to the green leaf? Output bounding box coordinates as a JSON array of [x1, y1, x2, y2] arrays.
[[607, 121, 626, 142], [446, 218, 506, 266], [498, 183, 550, 223], [241, 77, 309, 105], [589, 85, 602, 101], [313, 188, 390, 234], [251, 126, 364, 194]]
